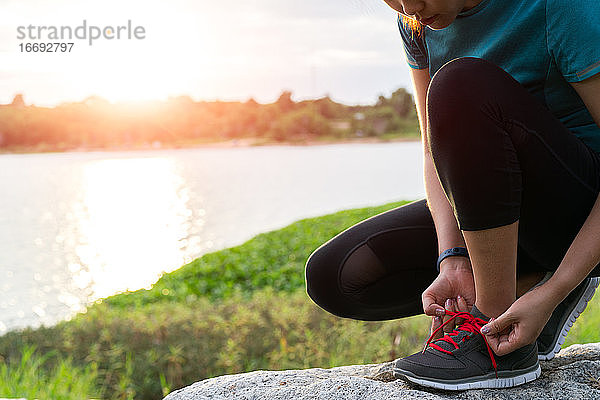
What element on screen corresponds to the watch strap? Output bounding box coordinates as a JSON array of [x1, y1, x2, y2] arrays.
[[436, 247, 469, 272]]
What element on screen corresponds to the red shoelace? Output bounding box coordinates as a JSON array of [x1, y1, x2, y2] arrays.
[[424, 310, 498, 378]]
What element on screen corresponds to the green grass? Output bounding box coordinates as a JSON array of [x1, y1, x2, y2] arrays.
[[0, 346, 100, 399], [0, 199, 598, 400], [0, 290, 431, 399], [565, 290, 600, 347]]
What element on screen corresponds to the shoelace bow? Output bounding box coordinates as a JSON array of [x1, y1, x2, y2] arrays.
[[424, 310, 498, 378]]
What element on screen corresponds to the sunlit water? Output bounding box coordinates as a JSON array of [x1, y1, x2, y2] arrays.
[[0, 142, 424, 332]]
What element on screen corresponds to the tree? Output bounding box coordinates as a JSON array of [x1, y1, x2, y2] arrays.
[[389, 88, 414, 117], [268, 106, 331, 141], [314, 96, 344, 119], [276, 91, 295, 113], [375, 89, 414, 118], [11, 94, 25, 108]]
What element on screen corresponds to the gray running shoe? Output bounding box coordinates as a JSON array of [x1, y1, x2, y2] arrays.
[[393, 306, 540, 390], [537, 277, 600, 361]]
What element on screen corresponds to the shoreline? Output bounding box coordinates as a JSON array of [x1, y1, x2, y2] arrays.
[[0, 135, 421, 155]]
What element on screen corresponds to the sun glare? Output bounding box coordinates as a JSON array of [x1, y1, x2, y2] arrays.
[[73, 157, 201, 300]]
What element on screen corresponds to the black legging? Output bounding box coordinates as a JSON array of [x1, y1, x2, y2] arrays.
[[305, 58, 600, 322]]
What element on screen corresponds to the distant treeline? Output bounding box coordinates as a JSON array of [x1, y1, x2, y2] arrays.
[[0, 89, 418, 151]]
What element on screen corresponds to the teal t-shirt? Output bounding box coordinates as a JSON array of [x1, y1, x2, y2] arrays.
[[398, 0, 600, 153]]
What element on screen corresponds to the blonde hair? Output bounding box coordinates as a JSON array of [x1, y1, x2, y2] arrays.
[[401, 13, 423, 36]]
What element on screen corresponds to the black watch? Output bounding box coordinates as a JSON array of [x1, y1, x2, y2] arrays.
[[436, 247, 469, 272]]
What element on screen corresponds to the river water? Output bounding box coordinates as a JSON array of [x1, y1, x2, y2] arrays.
[[0, 142, 424, 331]]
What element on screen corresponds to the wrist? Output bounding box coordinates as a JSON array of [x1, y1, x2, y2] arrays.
[[543, 274, 581, 305], [437, 247, 470, 273], [521, 274, 570, 313], [439, 255, 472, 274]]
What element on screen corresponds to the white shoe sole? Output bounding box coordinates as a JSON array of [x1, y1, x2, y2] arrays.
[[538, 277, 600, 361], [395, 365, 541, 391]]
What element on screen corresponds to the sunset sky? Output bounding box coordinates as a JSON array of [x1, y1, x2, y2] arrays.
[[0, 0, 413, 107]]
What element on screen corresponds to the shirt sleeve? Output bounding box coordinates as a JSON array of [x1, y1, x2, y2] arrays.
[[397, 15, 429, 70], [546, 0, 600, 82]]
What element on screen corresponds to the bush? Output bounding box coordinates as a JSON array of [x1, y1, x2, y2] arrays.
[[267, 106, 332, 141], [0, 346, 100, 399], [0, 290, 429, 399]]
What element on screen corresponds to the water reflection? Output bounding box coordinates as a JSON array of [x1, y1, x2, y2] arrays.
[[69, 157, 201, 300], [0, 143, 423, 331]]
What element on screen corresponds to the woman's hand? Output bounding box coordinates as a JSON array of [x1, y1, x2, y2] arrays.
[[422, 257, 475, 338], [481, 284, 559, 356]]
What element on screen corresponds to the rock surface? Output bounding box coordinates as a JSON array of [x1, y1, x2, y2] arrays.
[[165, 343, 600, 400]]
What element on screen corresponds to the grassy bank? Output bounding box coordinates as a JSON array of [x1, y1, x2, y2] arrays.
[[0, 346, 100, 399], [0, 200, 598, 399]]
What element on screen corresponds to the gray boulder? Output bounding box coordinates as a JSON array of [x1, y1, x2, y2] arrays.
[[165, 343, 600, 399]]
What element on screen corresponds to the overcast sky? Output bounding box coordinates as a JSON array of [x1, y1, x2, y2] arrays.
[[0, 0, 413, 106]]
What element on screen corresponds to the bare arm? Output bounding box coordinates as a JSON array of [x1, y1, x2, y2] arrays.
[[410, 67, 475, 326], [410, 68, 467, 260]]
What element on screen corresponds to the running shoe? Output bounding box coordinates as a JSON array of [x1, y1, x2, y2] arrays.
[[393, 306, 540, 390], [537, 276, 600, 361]]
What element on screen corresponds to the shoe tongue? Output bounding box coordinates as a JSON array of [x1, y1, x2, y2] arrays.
[[470, 305, 490, 322]]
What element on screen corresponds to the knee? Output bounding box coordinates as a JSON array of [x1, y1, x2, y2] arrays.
[[428, 57, 502, 104], [426, 58, 508, 152], [427, 57, 505, 125], [306, 239, 370, 318], [304, 243, 338, 310]]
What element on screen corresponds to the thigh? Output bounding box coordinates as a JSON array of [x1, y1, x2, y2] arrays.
[[500, 89, 600, 275], [515, 118, 600, 275], [305, 199, 439, 321]]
